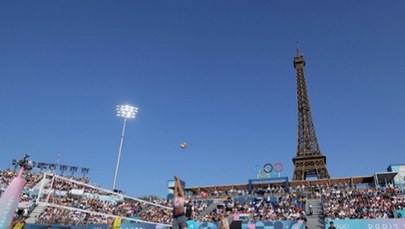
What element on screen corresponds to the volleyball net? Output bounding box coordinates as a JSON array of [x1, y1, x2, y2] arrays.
[[35, 173, 172, 227]]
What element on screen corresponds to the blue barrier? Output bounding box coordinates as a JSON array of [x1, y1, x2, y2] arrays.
[[396, 210, 405, 218], [188, 220, 304, 229], [120, 223, 169, 229], [325, 218, 405, 229], [87, 224, 109, 229], [194, 222, 219, 229], [241, 221, 304, 229], [23, 224, 86, 229]]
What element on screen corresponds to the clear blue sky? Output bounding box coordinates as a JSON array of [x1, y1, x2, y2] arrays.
[[1, 1, 404, 197]]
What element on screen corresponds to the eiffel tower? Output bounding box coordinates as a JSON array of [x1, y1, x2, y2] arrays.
[[292, 46, 330, 180]]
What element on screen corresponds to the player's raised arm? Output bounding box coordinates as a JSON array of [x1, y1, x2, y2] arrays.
[[174, 175, 184, 197]]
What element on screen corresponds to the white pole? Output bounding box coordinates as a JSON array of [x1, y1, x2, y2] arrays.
[[36, 173, 47, 203], [45, 175, 56, 203], [112, 118, 128, 190]]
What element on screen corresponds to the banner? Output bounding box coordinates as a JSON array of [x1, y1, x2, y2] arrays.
[[241, 221, 305, 229], [0, 169, 26, 229], [17, 201, 31, 209], [233, 213, 250, 221], [325, 218, 405, 229], [70, 189, 84, 196]]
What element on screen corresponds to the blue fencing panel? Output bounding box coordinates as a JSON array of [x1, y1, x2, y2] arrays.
[[187, 220, 197, 229], [194, 222, 219, 229], [24, 224, 86, 229], [325, 218, 405, 229], [86, 224, 109, 229], [241, 220, 305, 229]]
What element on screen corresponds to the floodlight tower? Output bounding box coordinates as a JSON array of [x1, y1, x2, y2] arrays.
[[112, 105, 138, 190]]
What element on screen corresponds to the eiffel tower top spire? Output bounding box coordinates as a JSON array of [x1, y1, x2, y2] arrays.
[[292, 46, 330, 180]]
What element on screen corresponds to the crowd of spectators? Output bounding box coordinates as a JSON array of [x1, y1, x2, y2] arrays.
[[36, 190, 306, 225], [33, 175, 309, 226], [5, 166, 405, 227], [1, 169, 44, 222], [36, 176, 172, 225], [35, 175, 312, 226], [0, 169, 43, 192], [322, 186, 405, 220], [37, 207, 110, 225], [193, 192, 307, 222], [187, 186, 289, 199], [0, 167, 310, 226], [36, 200, 173, 226], [190, 199, 212, 215]]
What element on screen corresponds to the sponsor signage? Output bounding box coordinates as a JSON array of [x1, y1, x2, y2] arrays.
[[325, 218, 405, 229]]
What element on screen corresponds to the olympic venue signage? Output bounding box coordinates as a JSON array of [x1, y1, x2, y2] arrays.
[[325, 218, 405, 229], [253, 162, 284, 179]]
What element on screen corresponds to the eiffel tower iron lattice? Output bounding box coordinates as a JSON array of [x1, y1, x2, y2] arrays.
[[292, 47, 330, 180]]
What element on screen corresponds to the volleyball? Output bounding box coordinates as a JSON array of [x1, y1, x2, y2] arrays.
[[180, 142, 187, 149]]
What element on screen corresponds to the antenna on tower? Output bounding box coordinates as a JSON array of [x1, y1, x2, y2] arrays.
[[55, 151, 62, 174], [296, 41, 300, 55]]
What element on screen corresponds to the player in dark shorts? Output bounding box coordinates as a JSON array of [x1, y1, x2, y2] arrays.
[[185, 199, 195, 221]]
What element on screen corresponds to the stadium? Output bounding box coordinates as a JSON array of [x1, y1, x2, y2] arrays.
[[2, 150, 405, 229], [1, 50, 405, 229]]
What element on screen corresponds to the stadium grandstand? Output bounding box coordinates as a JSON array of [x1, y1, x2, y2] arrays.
[[1, 159, 405, 229]]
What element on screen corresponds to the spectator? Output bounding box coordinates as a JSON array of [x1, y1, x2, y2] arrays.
[[328, 221, 336, 229], [185, 200, 195, 221], [219, 213, 229, 229]]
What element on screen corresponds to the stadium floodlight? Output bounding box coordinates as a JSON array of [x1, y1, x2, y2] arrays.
[[116, 105, 138, 119], [112, 104, 138, 190]]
